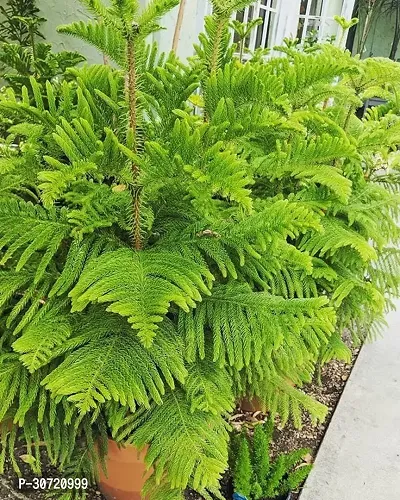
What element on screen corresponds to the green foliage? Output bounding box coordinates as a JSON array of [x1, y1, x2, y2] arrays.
[[0, 43, 85, 96], [232, 420, 312, 499], [69, 248, 213, 346], [112, 391, 230, 492], [0, 0, 399, 499], [234, 433, 252, 498], [0, 0, 84, 141], [252, 419, 272, 495], [0, 0, 44, 46]]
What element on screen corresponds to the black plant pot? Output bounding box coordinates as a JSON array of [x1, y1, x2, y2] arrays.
[[356, 97, 388, 119], [275, 493, 292, 500]]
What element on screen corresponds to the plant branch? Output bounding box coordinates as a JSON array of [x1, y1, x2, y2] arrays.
[[209, 18, 226, 74], [126, 32, 142, 250]]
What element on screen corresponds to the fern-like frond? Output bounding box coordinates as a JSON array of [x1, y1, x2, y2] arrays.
[[179, 283, 334, 369], [12, 301, 71, 372], [49, 235, 119, 298], [256, 135, 355, 203], [250, 375, 328, 428], [43, 317, 187, 413], [185, 355, 234, 415], [299, 217, 377, 262], [57, 22, 126, 67], [114, 390, 229, 491], [0, 199, 70, 283], [69, 248, 214, 346], [319, 331, 352, 364]]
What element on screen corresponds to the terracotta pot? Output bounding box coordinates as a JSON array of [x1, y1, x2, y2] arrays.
[[98, 439, 152, 500], [239, 396, 265, 413], [240, 380, 296, 413], [0, 419, 14, 435]]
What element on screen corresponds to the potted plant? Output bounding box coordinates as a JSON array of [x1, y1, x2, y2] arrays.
[[0, 0, 400, 498]]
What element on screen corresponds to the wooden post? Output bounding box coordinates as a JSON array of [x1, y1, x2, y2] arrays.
[[172, 0, 187, 53]]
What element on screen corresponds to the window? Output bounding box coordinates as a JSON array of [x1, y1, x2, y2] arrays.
[[234, 1, 279, 52], [297, 0, 344, 43], [204, 1, 280, 52]]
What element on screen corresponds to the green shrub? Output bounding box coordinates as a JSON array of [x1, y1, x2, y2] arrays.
[[232, 421, 312, 499], [252, 419, 273, 494], [234, 433, 253, 498], [0, 0, 43, 46], [0, 0, 84, 133], [0, 0, 399, 498]]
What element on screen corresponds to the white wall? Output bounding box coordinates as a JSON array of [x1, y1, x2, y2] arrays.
[[35, 0, 356, 63], [36, 0, 206, 64], [152, 0, 207, 59], [38, 0, 103, 63]]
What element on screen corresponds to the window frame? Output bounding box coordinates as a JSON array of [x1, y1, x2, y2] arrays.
[[297, 0, 344, 43], [204, 0, 281, 56], [236, 1, 280, 54]]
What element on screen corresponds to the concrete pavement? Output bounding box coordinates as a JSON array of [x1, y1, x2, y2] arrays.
[[300, 302, 400, 500]]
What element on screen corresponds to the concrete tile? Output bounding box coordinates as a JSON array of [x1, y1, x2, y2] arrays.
[[300, 302, 400, 500]]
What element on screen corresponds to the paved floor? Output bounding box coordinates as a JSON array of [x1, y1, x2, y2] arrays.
[[300, 302, 400, 500]]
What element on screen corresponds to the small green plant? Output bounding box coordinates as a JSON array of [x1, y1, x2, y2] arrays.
[[234, 433, 253, 498], [334, 15, 359, 47], [0, 0, 84, 99], [0, 0, 44, 46], [0, 0, 84, 133], [0, 42, 85, 96], [233, 420, 312, 499], [230, 17, 264, 62]]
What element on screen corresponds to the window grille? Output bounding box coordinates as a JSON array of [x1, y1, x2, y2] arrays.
[[205, 1, 280, 53], [297, 0, 344, 42], [234, 1, 279, 52]]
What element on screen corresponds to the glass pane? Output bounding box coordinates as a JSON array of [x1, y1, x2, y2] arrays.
[[306, 18, 321, 36], [266, 11, 276, 47], [235, 10, 245, 22], [260, 0, 278, 10], [299, 0, 308, 15], [261, 0, 277, 7], [297, 18, 305, 39], [309, 0, 323, 16], [247, 5, 254, 21], [255, 9, 267, 48], [244, 6, 254, 48]]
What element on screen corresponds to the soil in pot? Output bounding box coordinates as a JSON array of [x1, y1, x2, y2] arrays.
[[99, 439, 151, 500]]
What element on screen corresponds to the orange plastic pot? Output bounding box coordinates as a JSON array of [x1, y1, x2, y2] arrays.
[[98, 440, 152, 500]]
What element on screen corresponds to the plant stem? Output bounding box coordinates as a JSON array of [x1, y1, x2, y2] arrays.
[[344, 105, 356, 131], [29, 25, 37, 62], [239, 39, 244, 63], [126, 35, 142, 250]]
